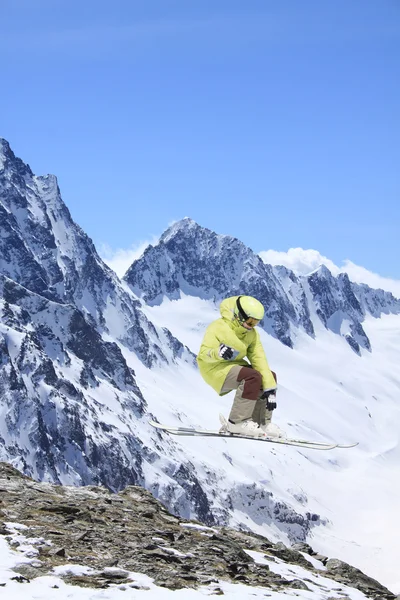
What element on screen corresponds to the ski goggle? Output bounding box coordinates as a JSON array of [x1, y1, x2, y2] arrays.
[[242, 317, 260, 328]]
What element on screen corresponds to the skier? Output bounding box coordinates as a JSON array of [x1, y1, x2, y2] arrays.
[[197, 295, 285, 439]]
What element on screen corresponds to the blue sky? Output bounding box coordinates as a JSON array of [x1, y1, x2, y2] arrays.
[[1, 0, 399, 279]]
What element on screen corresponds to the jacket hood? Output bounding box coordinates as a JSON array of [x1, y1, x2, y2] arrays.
[[220, 296, 237, 320]]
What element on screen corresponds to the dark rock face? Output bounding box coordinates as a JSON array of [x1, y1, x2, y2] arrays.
[[0, 463, 396, 597], [125, 218, 400, 351], [0, 274, 147, 489], [226, 483, 322, 543], [307, 268, 371, 353], [306, 268, 400, 352]]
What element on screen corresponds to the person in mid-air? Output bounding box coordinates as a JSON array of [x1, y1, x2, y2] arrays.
[[197, 295, 285, 439]]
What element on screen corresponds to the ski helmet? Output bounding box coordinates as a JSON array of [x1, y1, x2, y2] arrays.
[[235, 296, 264, 328]]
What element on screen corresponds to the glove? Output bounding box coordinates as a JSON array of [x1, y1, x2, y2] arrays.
[[261, 389, 277, 411], [218, 344, 239, 361]]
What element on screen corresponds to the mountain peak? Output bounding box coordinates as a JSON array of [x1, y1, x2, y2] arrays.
[[160, 217, 203, 243], [0, 137, 33, 177], [0, 137, 11, 155], [308, 264, 333, 278], [0, 137, 14, 169]]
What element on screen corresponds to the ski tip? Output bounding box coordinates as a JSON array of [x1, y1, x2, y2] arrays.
[[337, 442, 359, 449]]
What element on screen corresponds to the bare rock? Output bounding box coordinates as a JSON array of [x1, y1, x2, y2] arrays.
[[0, 461, 396, 598]]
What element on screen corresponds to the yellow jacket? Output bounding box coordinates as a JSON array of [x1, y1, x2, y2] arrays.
[[197, 296, 276, 394]]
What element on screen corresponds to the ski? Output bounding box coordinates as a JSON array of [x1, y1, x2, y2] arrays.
[[149, 420, 357, 450]]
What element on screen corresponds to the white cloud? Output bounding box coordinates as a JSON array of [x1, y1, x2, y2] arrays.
[[260, 248, 340, 277], [99, 237, 158, 278], [260, 248, 400, 298]]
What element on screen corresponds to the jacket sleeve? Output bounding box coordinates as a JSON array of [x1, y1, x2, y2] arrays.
[[246, 330, 277, 389], [198, 321, 232, 363]]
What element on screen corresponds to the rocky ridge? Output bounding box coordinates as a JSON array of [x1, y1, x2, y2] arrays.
[[125, 218, 400, 353], [0, 462, 396, 598]]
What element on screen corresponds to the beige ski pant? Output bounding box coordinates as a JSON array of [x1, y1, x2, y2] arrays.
[[220, 365, 276, 425]]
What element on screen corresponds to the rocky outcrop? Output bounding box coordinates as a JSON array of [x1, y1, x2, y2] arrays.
[[0, 463, 396, 597]]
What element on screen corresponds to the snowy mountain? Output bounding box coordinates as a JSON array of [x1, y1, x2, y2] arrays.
[[1, 140, 400, 593], [0, 139, 319, 541], [125, 217, 400, 353], [0, 138, 209, 511]]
